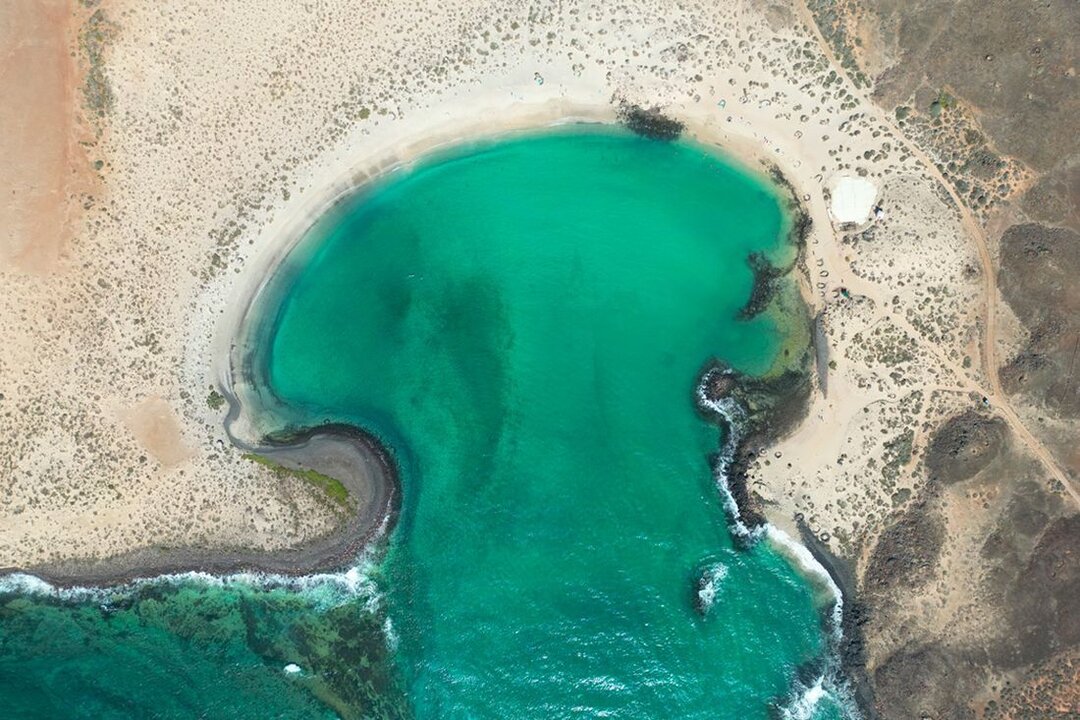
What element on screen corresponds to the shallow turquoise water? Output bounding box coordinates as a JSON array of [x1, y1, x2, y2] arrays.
[[0, 128, 849, 719], [265, 128, 842, 717], [0, 572, 406, 718]]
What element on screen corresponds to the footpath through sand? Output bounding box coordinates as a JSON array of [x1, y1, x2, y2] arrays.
[[792, 0, 1080, 509]]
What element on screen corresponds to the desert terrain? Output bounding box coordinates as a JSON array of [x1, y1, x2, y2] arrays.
[[0, 0, 1076, 716]]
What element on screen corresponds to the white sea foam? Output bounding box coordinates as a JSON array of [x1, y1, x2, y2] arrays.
[[779, 666, 863, 720], [696, 369, 844, 633], [698, 369, 861, 718], [765, 526, 844, 639], [383, 616, 400, 653], [695, 372, 764, 542], [781, 675, 827, 720], [696, 562, 728, 614], [0, 572, 60, 597], [694, 372, 738, 418], [0, 510, 397, 609], [0, 548, 382, 612], [2, 373, 861, 716], [764, 523, 864, 720]]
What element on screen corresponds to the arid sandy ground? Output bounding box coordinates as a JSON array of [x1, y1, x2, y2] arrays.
[[0, 0, 1076, 716], [773, 1, 1080, 717], [0, 1, 93, 275]]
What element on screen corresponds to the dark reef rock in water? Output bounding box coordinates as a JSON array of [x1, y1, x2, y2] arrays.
[[767, 657, 832, 720], [737, 170, 812, 322], [696, 357, 812, 541], [739, 252, 786, 320], [616, 102, 685, 141], [0, 579, 410, 720], [721, 443, 770, 534], [700, 366, 737, 402], [692, 563, 729, 617], [766, 165, 814, 247]]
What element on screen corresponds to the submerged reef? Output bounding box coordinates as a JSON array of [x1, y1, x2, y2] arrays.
[[696, 170, 877, 717], [697, 162, 816, 532], [742, 167, 814, 321]]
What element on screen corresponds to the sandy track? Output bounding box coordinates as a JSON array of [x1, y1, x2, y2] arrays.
[[792, 0, 1080, 508]]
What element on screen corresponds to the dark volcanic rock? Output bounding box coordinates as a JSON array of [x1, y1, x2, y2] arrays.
[[1022, 164, 1080, 231], [719, 439, 770, 531], [739, 252, 786, 320], [698, 364, 812, 536], [700, 366, 737, 402], [998, 223, 1080, 418], [925, 409, 1007, 485], [873, 642, 983, 720], [797, 522, 876, 716], [615, 102, 684, 141], [864, 498, 946, 593], [1003, 514, 1080, 668], [999, 351, 1050, 391], [865, 0, 1079, 175], [20, 422, 400, 587]]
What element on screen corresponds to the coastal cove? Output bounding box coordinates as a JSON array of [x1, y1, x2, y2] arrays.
[[2, 125, 857, 718], [236, 125, 854, 717]]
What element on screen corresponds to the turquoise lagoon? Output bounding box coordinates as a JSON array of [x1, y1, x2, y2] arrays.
[[0, 128, 853, 719]]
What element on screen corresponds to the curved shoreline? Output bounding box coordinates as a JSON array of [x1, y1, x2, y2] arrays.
[[3, 108, 869, 715], [212, 101, 807, 438], [691, 158, 875, 716], [201, 107, 817, 582], [213, 101, 621, 445], [5, 423, 398, 589]]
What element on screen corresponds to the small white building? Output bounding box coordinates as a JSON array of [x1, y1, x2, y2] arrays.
[[828, 175, 878, 225]]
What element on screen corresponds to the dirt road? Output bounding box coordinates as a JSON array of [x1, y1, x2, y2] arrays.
[[792, 0, 1080, 507]]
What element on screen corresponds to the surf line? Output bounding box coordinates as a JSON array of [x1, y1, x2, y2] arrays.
[[696, 366, 860, 719]]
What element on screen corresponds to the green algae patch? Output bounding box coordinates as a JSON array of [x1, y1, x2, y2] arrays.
[[0, 577, 406, 720], [243, 453, 351, 509]]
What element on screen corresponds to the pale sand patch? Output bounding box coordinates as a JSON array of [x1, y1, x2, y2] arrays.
[[118, 396, 192, 468], [0, 0, 93, 274], [828, 175, 878, 224]]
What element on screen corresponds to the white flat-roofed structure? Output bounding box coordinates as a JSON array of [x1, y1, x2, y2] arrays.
[[828, 175, 878, 225]]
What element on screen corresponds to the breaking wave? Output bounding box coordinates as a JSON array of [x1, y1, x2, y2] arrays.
[[0, 549, 381, 613], [695, 371, 762, 541], [781, 675, 828, 720], [696, 562, 729, 615], [776, 665, 861, 720], [697, 369, 858, 719]]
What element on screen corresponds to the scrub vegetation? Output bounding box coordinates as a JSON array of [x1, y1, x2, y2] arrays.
[[80, 9, 118, 119], [243, 453, 352, 510]]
